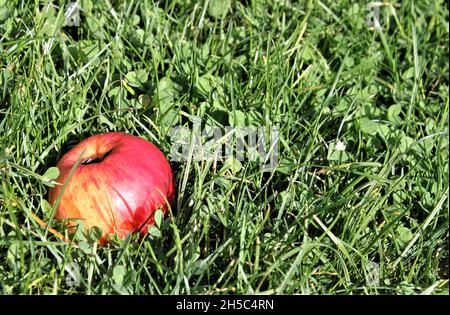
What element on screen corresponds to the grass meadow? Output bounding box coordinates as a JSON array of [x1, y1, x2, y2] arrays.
[[0, 0, 448, 294]]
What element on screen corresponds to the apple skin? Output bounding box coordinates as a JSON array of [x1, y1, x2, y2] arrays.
[[48, 132, 175, 245]]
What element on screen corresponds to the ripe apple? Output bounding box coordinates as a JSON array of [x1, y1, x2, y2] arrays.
[[48, 132, 175, 245]]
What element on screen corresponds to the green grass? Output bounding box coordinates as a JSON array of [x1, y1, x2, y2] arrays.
[[0, 0, 448, 295]]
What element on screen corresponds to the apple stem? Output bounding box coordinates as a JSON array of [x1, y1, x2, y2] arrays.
[[82, 149, 113, 165]]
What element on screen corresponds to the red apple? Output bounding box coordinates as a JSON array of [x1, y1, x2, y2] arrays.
[[48, 132, 175, 245]]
